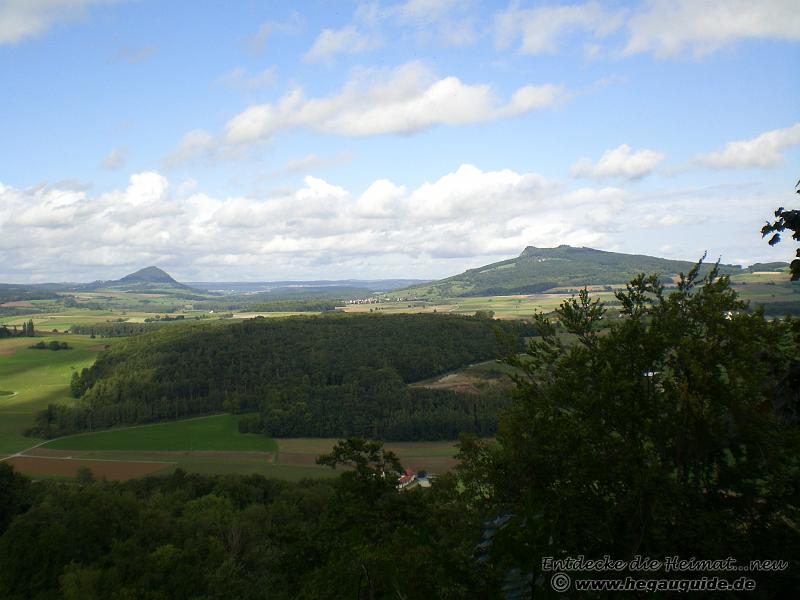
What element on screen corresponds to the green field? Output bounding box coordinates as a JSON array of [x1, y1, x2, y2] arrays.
[[0, 334, 115, 455], [45, 414, 278, 452]]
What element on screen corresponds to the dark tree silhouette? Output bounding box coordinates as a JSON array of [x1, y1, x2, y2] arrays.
[[761, 179, 800, 280]]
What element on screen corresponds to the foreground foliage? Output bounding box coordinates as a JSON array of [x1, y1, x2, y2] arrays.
[[458, 261, 800, 596], [0, 459, 489, 600]]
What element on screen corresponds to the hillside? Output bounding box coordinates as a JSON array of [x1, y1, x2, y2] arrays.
[[117, 266, 181, 286], [396, 245, 743, 298], [80, 266, 197, 294], [32, 313, 533, 440]]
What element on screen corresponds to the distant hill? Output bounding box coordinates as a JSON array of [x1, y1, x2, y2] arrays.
[[118, 266, 181, 286], [78, 266, 196, 294], [394, 245, 743, 298]]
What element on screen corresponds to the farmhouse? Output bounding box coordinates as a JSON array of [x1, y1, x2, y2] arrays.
[[397, 469, 416, 490]]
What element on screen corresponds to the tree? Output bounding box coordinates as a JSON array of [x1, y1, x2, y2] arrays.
[[461, 260, 800, 595], [761, 179, 800, 280], [317, 437, 402, 483]]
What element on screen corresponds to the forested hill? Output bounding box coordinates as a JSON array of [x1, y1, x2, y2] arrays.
[[32, 314, 533, 440], [396, 245, 743, 297], [73, 266, 197, 294]]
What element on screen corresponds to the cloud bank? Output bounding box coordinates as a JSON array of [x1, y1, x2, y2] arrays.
[[0, 165, 629, 281]]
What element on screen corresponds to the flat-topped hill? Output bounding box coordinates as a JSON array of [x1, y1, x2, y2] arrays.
[[396, 245, 743, 297]]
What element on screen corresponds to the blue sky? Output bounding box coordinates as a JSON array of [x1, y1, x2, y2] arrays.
[[0, 0, 799, 282]]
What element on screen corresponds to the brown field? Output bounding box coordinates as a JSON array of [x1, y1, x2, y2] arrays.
[[6, 455, 171, 480], [7, 438, 462, 481], [275, 438, 460, 474]]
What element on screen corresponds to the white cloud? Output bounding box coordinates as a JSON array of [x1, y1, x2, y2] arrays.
[[354, 179, 407, 218], [305, 25, 379, 63], [696, 123, 800, 169], [0, 0, 111, 44], [0, 165, 631, 281], [495, 1, 624, 54], [571, 144, 665, 180], [624, 0, 800, 57], [219, 62, 565, 146], [101, 147, 127, 170], [2, 166, 787, 281]]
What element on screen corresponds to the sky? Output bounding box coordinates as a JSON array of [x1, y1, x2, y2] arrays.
[[0, 0, 799, 283]]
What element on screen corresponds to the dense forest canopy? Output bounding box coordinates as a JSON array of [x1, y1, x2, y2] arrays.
[[32, 313, 533, 440]]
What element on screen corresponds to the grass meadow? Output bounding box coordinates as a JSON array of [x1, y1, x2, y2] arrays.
[[45, 414, 278, 452], [0, 334, 114, 455]]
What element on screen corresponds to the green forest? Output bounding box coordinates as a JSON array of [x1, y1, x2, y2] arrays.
[[31, 314, 533, 440], [2, 265, 798, 598]]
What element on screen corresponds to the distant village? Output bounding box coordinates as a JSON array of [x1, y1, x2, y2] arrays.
[[344, 294, 423, 305]]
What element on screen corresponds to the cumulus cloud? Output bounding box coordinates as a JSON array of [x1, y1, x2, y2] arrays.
[[0, 0, 111, 44], [220, 61, 564, 146], [0, 165, 630, 281], [494, 1, 624, 54], [571, 144, 665, 180], [695, 123, 800, 169], [624, 0, 800, 57]]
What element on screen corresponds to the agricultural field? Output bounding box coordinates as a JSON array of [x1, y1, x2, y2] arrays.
[[0, 334, 114, 455], [1, 338, 463, 482], [1, 309, 137, 333], [730, 269, 799, 315], [7, 413, 460, 481], [342, 271, 797, 319], [339, 292, 612, 319]]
